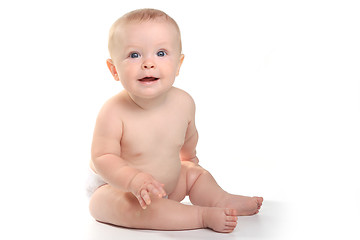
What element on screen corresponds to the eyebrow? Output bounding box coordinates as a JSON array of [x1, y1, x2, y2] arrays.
[[123, 43, 174, 52], [123, 45, 141, 51]]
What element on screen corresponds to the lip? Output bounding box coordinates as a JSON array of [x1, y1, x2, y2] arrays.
[[138, 76, 160, 84]]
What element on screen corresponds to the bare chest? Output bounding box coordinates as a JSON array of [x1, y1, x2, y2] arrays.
[[120, 111, 189, 160]]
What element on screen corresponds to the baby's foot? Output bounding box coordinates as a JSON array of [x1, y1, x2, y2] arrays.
[[216, 194, 263, 216], [201, 207, 238, 233]]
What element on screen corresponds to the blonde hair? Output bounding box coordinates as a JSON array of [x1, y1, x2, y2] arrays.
[[108, 9, 182, 57]]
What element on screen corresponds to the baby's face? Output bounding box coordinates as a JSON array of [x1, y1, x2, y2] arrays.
[[110, 20, 184, 99]]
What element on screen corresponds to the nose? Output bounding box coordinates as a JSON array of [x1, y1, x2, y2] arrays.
[[141, 59, 156, 70]]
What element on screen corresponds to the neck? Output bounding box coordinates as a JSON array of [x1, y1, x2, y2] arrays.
[[126, 92, 168, 110]]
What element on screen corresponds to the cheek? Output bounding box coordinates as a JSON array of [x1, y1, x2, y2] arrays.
[[120, 64, 137, 79], [160, 59, 179, 75]]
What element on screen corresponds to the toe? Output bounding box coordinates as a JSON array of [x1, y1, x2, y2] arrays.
[[225, 208, 237, 216], [225, 221, 237, 227], [224, 227, 236, 233], [255, 196, 263, 209], [226, 215, 238, 222]]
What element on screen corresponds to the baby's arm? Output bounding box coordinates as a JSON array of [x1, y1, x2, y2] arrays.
[[179, 94, 199, 164], [91, 101, 166, 209]]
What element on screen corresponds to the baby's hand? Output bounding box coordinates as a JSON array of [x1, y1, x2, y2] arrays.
[[129, 172, 167, 209]]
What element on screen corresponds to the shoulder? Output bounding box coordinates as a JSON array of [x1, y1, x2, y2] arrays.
[[169, 87, 196, 109], [96, 91, 128, 124], [168, 87, 196, 120]]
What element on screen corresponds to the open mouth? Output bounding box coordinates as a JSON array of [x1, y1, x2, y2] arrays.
[[138, 77, 159, 82]]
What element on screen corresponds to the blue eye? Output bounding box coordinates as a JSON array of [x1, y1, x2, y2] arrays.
[[130, 52, 140, 58], [157, 51, 166, 57]]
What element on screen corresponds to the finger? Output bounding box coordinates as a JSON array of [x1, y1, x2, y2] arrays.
[[145, 181, 164, 198], [146, 183, 160, 197], [160, 187, 167, 197], [141, 189, 151, 206], [153, 182, 167, 197], [137, 195, 147, 209]]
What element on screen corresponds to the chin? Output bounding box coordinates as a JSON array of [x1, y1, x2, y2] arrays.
[[137, 87, 172, 99]]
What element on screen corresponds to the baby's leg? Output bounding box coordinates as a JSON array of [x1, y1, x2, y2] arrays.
[[89, 184, 237, 233], [174, 161, 263, 216]]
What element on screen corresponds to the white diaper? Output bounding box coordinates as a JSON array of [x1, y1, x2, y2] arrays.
[[85, 168, 107, 198]]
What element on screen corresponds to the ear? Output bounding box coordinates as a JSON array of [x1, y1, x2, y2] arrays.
[[106, 59, 120, 81], [176, 54, 185, 76]]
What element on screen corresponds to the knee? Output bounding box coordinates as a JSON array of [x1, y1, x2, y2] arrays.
[[88, 188, 106, 221], [117, 194, 144, 226], [116, 192, 138, 210], [184, 161, 207, 176], [185, 163, 208, 190], [182, 161, 206, 174], [89, 187, 140, 227]]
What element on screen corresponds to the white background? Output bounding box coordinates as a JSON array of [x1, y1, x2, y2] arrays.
[[0, 0, 359, 239]]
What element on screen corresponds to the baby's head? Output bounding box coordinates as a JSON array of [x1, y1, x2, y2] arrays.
[[106, 9, 184, 100], [108, 9, 182, 60]]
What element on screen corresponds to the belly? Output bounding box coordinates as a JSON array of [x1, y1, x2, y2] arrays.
[[128, 156, 182, 195]]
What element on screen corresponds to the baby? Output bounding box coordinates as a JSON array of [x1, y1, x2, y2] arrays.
[[88, 8, 263, 233]]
